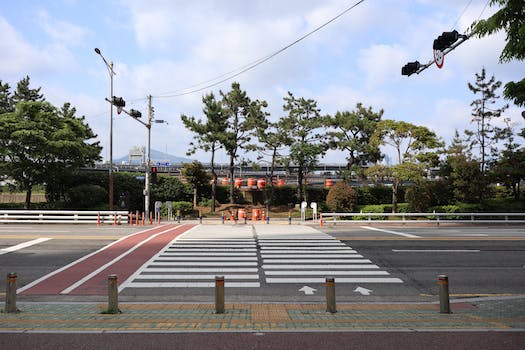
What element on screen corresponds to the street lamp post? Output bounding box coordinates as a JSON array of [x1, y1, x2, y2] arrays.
[[94, 48, 116, 210]]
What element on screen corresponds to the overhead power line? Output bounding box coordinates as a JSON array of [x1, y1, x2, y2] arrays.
[[154, 0, 366, 99]]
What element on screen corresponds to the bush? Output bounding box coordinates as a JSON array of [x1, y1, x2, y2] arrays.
[[326, 182, 358, 212], [405, 180, 453, 212], [66, 184, 107, 209]]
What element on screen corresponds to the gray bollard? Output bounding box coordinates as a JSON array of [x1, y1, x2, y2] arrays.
[[325, 277, 337, 313], [107, 274, 120, 314], [5, 272, 19, 313], [215, 276, 225, 314], [438, 275, 451, 314]]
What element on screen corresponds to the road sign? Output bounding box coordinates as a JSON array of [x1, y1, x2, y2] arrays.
[[156, 162, 170, 166], [434, 49, 444, 69]]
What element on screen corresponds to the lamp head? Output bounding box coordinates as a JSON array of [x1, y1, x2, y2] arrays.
[[94, 48, 101, 55]]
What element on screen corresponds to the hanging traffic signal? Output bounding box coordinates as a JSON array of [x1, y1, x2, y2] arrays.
[[129, 109, 142, 118], [433, 30, 460, 51], [111, 96, 126, 107], [401, 61, 421, 76], [151, 166, 157, 184]]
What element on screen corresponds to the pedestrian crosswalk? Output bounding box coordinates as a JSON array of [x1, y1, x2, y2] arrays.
[[256, 225, 402, 284], [121, 225, 261, 289], [120, 225, 402, 291]]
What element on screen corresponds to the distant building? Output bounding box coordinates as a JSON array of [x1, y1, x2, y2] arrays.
[[128, 146, 145, 165]]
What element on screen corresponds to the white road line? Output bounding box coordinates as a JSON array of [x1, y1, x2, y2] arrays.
[[264, 270, 390, 276], [152, 262, 258, 266], [144, 268, 258, 273], [135, 274, 259, 280], [258, 240, 335, 243], [392, 249, 480, 253], [263, 264, 379, 269], [0, 238, 52, 255], [127, 282, 260, 288], [167, 248, 257, 252], [261, 250, 356, 254], [263, 259, 371, 263], [266, 277, 403, 283], [261, 254, 362, 258], [60, 226, 180, 295], [161, 252, 256, 256], [259, 243, 344, 246], [155, 256, 257, 261], [169, 244, 255, 248], [360, 226, 420, 238], [260, 246, 348, 250], [177, 239, 255, 241]]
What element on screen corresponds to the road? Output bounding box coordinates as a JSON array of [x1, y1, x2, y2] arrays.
[[0, 223, 523, 302]]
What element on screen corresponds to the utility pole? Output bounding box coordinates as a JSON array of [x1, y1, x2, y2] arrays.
[[145, 95, 153, 220]]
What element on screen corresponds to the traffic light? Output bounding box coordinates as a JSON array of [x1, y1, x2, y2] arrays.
[[401, 61, 421, 76], [129, 109, 142, 118], [151, 166, 157, 184], [112, 96, 126, 107], [433, 30, 459, 51]]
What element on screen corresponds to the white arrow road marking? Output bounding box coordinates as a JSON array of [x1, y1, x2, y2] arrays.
[[299, 286, 317, 295], [354, 286, 373, 295]]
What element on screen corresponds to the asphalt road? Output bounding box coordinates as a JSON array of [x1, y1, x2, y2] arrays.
[[0, 223, 524, 302]]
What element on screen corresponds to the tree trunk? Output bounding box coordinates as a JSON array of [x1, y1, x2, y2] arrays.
[[210, 146, 217, 212], [193, 188, 198, 208], [297, 163, 304, 203], [392, 180, 398, 213], [229, 155, 235, 204], [24, 187, 32, 210]]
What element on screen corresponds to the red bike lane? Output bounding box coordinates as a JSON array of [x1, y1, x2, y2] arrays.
[[18, 224, 194, 296]]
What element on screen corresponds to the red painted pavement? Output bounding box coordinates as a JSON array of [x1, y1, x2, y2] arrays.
[[20, 224, 193, 295], [70, 224, 193, 295]]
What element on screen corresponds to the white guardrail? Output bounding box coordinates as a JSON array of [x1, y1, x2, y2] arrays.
[[0, 210, 129, 224], [320, 212, 525, 225]]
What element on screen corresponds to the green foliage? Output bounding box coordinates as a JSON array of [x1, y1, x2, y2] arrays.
[[270, 186, 298, 206], [326, 103, 383, 169], [65, 184, 107, 209], [405, 180, 453, 212], [326, 182, 358, 212], [151, 176, 192, 204], [170, 201, 194, 216], [472, 0, 525, 106], [355, 186, 393, 205]]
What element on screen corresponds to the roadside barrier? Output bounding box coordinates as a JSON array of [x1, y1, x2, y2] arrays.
[[438, 275, 451, 314], [0, 210, 129, 224], [325, 277, 337, 313], [4, 272, 19, 313], [215, 276, 225, 314]]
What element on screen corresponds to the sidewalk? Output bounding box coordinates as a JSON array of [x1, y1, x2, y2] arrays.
[[2, 297, 524, 332]]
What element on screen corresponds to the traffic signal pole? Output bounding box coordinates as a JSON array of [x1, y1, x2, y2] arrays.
[[144, 95, 152, 220]]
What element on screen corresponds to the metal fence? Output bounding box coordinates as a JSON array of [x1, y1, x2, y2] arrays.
[[320, 212, 525, 225], [0, 210, 129, 224]]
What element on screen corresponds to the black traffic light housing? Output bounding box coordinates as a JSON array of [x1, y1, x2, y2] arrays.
[[129, 109, 142, 118], [401, 61, 421, 76], [151, 166, 157, 184], [433, 30, 460, 51], [112, 96, 126, 107]]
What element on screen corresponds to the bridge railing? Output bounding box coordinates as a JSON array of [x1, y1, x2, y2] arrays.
[[320, 212, 525, 225], [0, 210, 129, 224]]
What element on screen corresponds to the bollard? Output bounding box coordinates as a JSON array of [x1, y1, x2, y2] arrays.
[[113, 212, 117, 226], [107, 274, 120, 314], [141, 212, 145, 226], [266, 215, 270, 224], [215, 276, 225, 314], [325, 277, 337, 313], [288, 211, 292, 225], [438, 275, 451, 313], [199, 210, 202, 224], [97, 212, 101, 226], [129, 212, 133, 226], [135, 210, 139, 226], [221, 212, 225, 224], [5, 272, 19, 313], [149, 212, 153, 225]]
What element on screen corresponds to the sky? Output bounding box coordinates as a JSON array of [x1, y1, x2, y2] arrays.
[[1, 0, 523, 166]]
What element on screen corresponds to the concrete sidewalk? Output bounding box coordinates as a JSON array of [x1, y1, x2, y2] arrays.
[[2, 297, 524, 332]]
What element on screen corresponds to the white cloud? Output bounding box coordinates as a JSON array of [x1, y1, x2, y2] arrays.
[[37, 10, 90, 47]]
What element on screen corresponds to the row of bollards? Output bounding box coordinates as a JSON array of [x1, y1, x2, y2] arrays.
[[4, 273, 452, 315]]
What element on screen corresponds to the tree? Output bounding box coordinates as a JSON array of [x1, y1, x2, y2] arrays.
[[219, 82, 267, 204], [181, 161, 211, 208], [326, 103, 383, 171], [281, 92, 327, 202], [465, 68, 508, 176], [251, 117, 291, 206], [326, 182, 358, 212], [0, 80, 13, 114], [181, 93, 227, 212], [369, 120, 442, 212], [0, 78, 101, 208], [490, 119, 525, 199], [472, 0, 525, 106]]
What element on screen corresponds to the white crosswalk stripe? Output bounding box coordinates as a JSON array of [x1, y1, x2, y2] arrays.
[[122, 225, 260, 289], [258, 227, 403, 284]]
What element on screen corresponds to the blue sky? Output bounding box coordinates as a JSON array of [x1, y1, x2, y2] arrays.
[[1, 0, 522, 165]]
